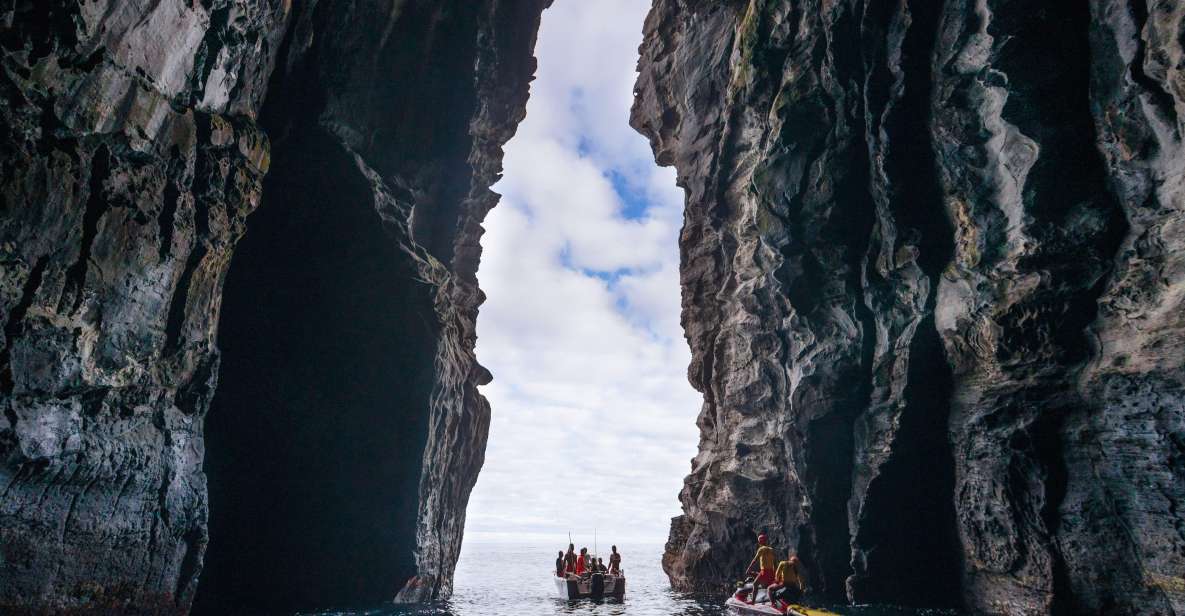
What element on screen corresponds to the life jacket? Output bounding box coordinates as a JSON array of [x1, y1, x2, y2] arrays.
[[575, 555, 586, 575], [756, 545, 775, 572]]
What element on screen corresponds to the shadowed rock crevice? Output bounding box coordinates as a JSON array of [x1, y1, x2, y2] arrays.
[[196, 124, 437, 613], [801, 130, 876, 605], [60, 145, 112, 314], [847, 0, 962, 608]]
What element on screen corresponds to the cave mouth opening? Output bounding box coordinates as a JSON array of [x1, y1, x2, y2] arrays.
[[458, 0, 699, 562], [193, 123, 439, 613], [193, 2, 487, 613]]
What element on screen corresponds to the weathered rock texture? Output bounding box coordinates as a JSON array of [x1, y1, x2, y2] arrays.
[[633, 0, 1185, 614], [0, 2, 284, 612], [0, 1, 547, 613]]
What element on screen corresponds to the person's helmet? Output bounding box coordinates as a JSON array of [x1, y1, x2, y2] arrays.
[[757, 534, 768, 545]]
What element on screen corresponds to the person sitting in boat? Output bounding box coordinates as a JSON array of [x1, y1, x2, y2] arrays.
[[564, 544, 578, 575], [744, 533, 777, 603], [609, 545, 622, 574], [596, 557, 607, 573], [575, 547, 588, 575], [768, 555, 805, 608], [556, 551, 565, 577]]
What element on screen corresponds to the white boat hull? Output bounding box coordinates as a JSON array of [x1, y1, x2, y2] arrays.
[[726, 595, 783, 615], [552, 573, 625, 600], [725, 595, 813, 616]]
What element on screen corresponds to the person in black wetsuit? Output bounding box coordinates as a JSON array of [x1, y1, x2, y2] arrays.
[[556, 551, 565, 577]]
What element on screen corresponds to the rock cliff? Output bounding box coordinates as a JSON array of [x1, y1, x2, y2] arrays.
[[0, 1, 546, 613], [633, 0, 1185, 614]]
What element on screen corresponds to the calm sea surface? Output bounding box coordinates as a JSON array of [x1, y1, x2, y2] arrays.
[[307, 543, 957, 616]]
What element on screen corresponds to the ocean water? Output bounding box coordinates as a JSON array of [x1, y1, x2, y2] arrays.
[[309, 543, 958, 616]]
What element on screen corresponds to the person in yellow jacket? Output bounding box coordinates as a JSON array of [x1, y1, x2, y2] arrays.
[[744, 534, 777, 603], [768, 555, 805, 608]]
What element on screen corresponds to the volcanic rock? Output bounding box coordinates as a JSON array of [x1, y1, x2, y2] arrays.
[[0, 1, 547, 613], [632, 1, 1185, 613]]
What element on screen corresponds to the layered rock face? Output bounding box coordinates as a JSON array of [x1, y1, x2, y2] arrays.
[[0, 0, 546, 613], [0, 2, 283, 611], [633, 0, 1185, 614]]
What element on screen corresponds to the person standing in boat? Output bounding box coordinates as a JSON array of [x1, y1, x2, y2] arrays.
[[608, 545, 622, 574], [556, 551, 565, 577], [744, 533, 777, 603], [564, 544, 578, 575]]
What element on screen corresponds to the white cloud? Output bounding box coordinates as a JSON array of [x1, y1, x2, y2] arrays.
[[466, 0, 700, 546]]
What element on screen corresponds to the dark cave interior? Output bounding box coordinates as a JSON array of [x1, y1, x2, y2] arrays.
[[193, 107, 437, 616]]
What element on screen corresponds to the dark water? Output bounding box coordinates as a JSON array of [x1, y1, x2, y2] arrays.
[[307, 543, 957, 616]]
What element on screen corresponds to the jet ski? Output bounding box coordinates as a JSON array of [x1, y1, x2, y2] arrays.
[[725, 582, 838, 616], [553, 570, 625, 600]]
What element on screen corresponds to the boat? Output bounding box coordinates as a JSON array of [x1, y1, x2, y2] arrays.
[[553, 571, 626, 600], [725, 594, 792, 615], [725, 587, 839, 616]]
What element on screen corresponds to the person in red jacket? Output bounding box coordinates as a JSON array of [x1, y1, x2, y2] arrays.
[[575, 547, 588, 575]]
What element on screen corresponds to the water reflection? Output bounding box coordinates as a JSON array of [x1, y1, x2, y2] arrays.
[[305, 544, 958, 616]]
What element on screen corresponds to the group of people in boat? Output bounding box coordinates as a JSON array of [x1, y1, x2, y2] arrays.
[[738, 533, 805, 610], [555, 544, 622, 577]]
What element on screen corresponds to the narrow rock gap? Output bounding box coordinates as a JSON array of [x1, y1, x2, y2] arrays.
[[1030, 403, 1072, 616], [157, 152, 181, 263], [847, 0, 962, 608], [59, 144, 111, 314], [162, 243, 205, 355], [989, 0, 1131, 610], [192, 5, 231, 104], [796, 6, 877, 601], [164, 127, 213, 355]]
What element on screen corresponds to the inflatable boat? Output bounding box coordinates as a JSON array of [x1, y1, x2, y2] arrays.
[[553, 571, 625, 600]]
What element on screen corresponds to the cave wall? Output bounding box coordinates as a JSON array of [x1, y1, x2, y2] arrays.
[[0, 1, 284, 611], [198, 0, 550, 612], [0, 0, 547, 613], [632, 0, 1185, 614]]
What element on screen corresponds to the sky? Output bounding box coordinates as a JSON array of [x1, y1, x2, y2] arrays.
[[465, 0, 701, 547]]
